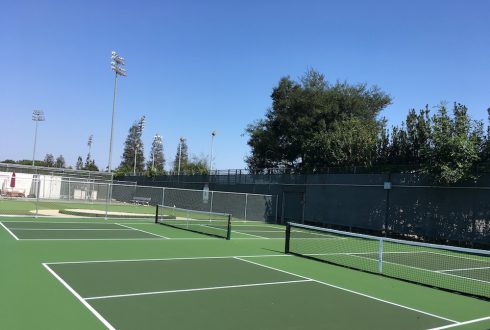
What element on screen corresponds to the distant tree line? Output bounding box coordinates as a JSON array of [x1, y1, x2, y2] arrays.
[[246, 69, 489, 184], [113, 117, 209, 177]]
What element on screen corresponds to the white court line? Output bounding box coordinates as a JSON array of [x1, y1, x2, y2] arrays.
[[437, 266, 490, 273], [234, 257, 458, 324], [10, 237, 285, 241], [44, 254, 291, 265], [427, 316, 490, 330], [116, 223, 169, 239], [0, 221, 20, 240], [427, 251, 490, 264], [85, 279, 312, 301], [9, 228, 133, 231], [42, 263, 116, 330], [232, 230, 270, 239], [237, 230, 283, 233], [0, 220, 133, 225]]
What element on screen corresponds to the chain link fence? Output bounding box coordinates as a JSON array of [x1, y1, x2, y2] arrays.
[[0, 172, 277, 222]]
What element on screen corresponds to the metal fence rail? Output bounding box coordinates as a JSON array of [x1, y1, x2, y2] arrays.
[[0, 174, 277, 222]]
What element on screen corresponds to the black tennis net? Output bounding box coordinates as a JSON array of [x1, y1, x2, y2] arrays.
[[155, 205, 231, 240], [285, 222, 490, 299]]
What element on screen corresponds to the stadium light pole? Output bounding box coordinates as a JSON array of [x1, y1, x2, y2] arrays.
[[133, 142, 140, 176], [32, 110, 45, 166], [178, 137, 184, 176], [209, 130, 216, 174], [108, 51, 127, 173], [87, 134, 93, 159]]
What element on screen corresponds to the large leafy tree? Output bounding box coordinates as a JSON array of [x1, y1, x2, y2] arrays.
[[119, 116, 145, 173], [427, 103, 482, 184], [246, 69, 391, 172]]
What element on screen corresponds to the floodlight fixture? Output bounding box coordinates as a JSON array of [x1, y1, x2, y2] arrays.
[[32, 109, 45, 166], [108, 50, 127, 172], [178, 137, 185, 176], [209, 130, 217, 173]]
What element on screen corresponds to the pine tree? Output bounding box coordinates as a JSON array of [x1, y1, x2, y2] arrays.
[[119, 116, 145, 173], [173, 138, 189, 173], [147, 134, 165, 174], [75, 156, 83, 170]]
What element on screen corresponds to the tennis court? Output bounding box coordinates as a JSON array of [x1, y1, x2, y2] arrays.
[[1, 215, 490, 330], [44, 256, 454, 330], [0, 221, 166, 240]]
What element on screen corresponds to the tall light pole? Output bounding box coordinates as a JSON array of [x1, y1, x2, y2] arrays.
[[209, 130, 216, 174], [178, 137, 184, 176], [133, 142, 140, 176], [87, 134, 93, 159], [32, 110, 45, 166], [108, 51, 127, 172]]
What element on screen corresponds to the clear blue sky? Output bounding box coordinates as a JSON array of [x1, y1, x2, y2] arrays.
[[1, 0, 489, 170]]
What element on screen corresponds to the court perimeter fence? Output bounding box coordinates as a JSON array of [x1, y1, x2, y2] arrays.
[[123, 172, 490, 249], [0, 173, 277, 222]]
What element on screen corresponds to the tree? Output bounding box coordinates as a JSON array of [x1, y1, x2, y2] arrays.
[[427, 103, 482, 184], [147, 134, 165, 175], [186, 155, 209, 175], [304, 118, 378, 170], [84, 160, 99, 171], [75, 156, 83, 170], [246, 69, 391, 172], [119, 116, 145, 174], [55, 155, 66, 168], [173, 138, 189, 172], [44, 154, 55, 167], [480, 108, 490, 163]]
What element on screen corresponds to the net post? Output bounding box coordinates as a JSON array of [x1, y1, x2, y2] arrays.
[[155, 204, 159, 224], [378, 238, 383, 273], [226, 214, 231, 240], [285, 222, 291, 254]]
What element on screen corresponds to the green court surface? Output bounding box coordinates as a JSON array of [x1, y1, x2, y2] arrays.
[[1, 216, 489, 330]]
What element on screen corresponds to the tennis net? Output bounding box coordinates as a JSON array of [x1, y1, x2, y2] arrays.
[[155, 205, 231, 240], [285, 222, 490, 299]]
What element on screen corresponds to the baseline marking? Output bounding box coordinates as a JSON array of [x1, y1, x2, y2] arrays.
[[42, 263, 116, 330], [44, 254, 291, 265], [9, 228, 133, 231]]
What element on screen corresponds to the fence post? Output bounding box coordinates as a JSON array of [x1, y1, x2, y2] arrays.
[[162, 187, 165, 207], [378, 239, 384, 273], [244, 193, 248, 222], [35, 175, 40, 219], [104, 182, 110, 220], [383, 172, 392, 237], [210, 191, 214, 213], [284, 222, 291, 253]]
